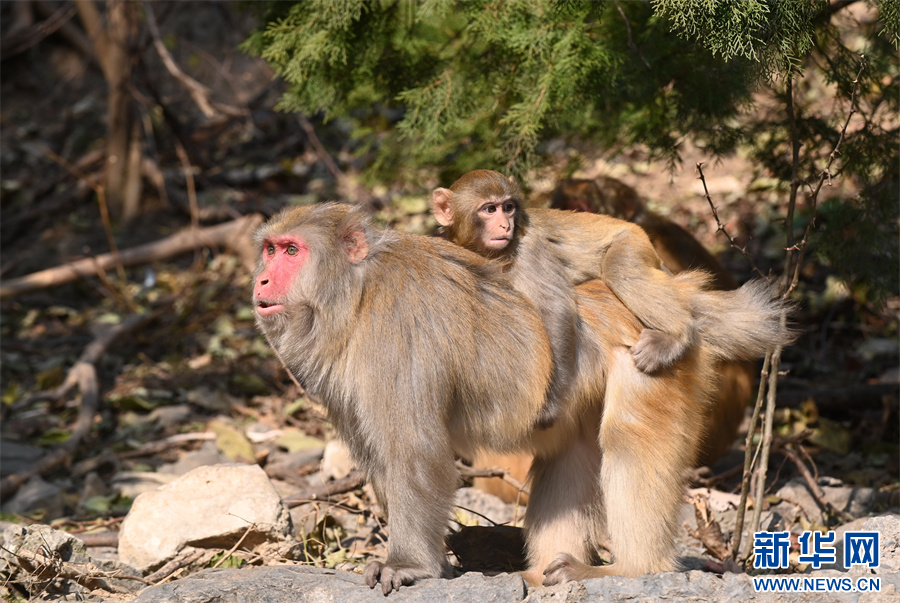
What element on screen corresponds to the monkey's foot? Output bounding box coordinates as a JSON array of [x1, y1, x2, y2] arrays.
[[542, 553, 614, 585], [631, 328, 690, 373], [364, 560, 436, 595]]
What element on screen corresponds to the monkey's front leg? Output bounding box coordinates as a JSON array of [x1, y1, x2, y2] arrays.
[[364, 560, 450, 595], [362, 459, 456, 594]]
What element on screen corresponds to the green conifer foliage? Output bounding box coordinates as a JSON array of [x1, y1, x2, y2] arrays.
[[242, 0, 756, 181]]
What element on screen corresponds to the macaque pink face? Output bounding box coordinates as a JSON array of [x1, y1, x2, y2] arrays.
[[253, 234, 309, 317], [477, 199, 517, 251]]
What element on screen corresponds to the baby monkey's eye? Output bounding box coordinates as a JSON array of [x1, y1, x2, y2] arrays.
[[481, 204, 497, 214], [503, 201, 517, 214]]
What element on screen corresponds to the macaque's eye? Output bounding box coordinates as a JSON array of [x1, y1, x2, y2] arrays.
[[503, 201, 517, 214], [266, 245, 275, 256], [481, 204, 497, 215], [287, 245, 299, 256]]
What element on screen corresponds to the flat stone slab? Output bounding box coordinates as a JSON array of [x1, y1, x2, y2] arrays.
[[126, 566, 900, 603], [130, 566, 526, 602]]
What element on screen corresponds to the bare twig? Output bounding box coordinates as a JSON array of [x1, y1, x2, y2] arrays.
[[731, 58, 866, 567], [0, 2, 77, 60], [696, 163, 765, 278], [296, 115, 343, 182], [210, 522, 257, 569], [33, 0, 95, 60], [144, 549, 210, 584], [732, 353, 771, 560], [143, 1, 245, 119], [775, 442, 853, 523], [748, 343, 783, 559], [457, 461, 531, 498], [613, 1, 652, 70], [784, 58, 866, 298], [282, 472, 367, 508]]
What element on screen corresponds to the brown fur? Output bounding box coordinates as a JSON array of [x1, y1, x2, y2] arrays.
[[253, 202, 789, 591], [474, 177, 757, 503]]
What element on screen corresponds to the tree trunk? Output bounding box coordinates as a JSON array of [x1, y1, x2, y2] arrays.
[[75, 0, 142, 223]]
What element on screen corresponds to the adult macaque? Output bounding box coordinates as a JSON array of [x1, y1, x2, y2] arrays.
[[254, 202, 553, 592], [546, 176, 755, 464], [471, 177, 756, 502], [253, 202, 792, 591]]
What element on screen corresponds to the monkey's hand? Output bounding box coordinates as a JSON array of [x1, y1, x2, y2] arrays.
[[631, 327, 691, 373], [364, 560, 435, 595]]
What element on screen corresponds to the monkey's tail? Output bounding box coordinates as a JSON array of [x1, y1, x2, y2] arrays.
[[681, 274, 798, 360]]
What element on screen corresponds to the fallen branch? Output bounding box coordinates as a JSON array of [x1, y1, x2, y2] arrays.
[[144, 1, 245, 119], [457, 461, 531, 498], [282, 472, 367, 508], [73, 532, 120, 548], [118, 431, 217, 459], [5, 545, 148, 594], [1, 310, 163, 501], [144, 548, 210, 585], [0, 214, 263, 299]]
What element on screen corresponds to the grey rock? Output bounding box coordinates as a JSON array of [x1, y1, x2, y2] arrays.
[[776, 478, 875, 526], [0, 475, 64, 520], [118, 464, 294, 572], [0, 440, 44, 477], [131, 566, 526, 602], [861, 514, 900, 574], [524, 570, 900, 602]]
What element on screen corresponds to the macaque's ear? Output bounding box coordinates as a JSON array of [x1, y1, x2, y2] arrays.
[[432, 188, 454, 227], [340, 220, 369, 263]]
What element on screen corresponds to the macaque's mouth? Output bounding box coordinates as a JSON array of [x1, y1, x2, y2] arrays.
[[486, 237, 511, 247], [256, 301, 284, 317]]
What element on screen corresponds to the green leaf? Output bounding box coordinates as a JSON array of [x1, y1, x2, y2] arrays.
[[275, 428, 325, 454], [209, 419, 256, 462]]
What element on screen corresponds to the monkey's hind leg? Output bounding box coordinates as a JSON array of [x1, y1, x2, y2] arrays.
[[522, 422, 604, 587], [544, 347, 708, 584]]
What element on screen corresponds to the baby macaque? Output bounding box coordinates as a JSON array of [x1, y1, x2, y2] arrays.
[[433, 170, 700, 395]]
